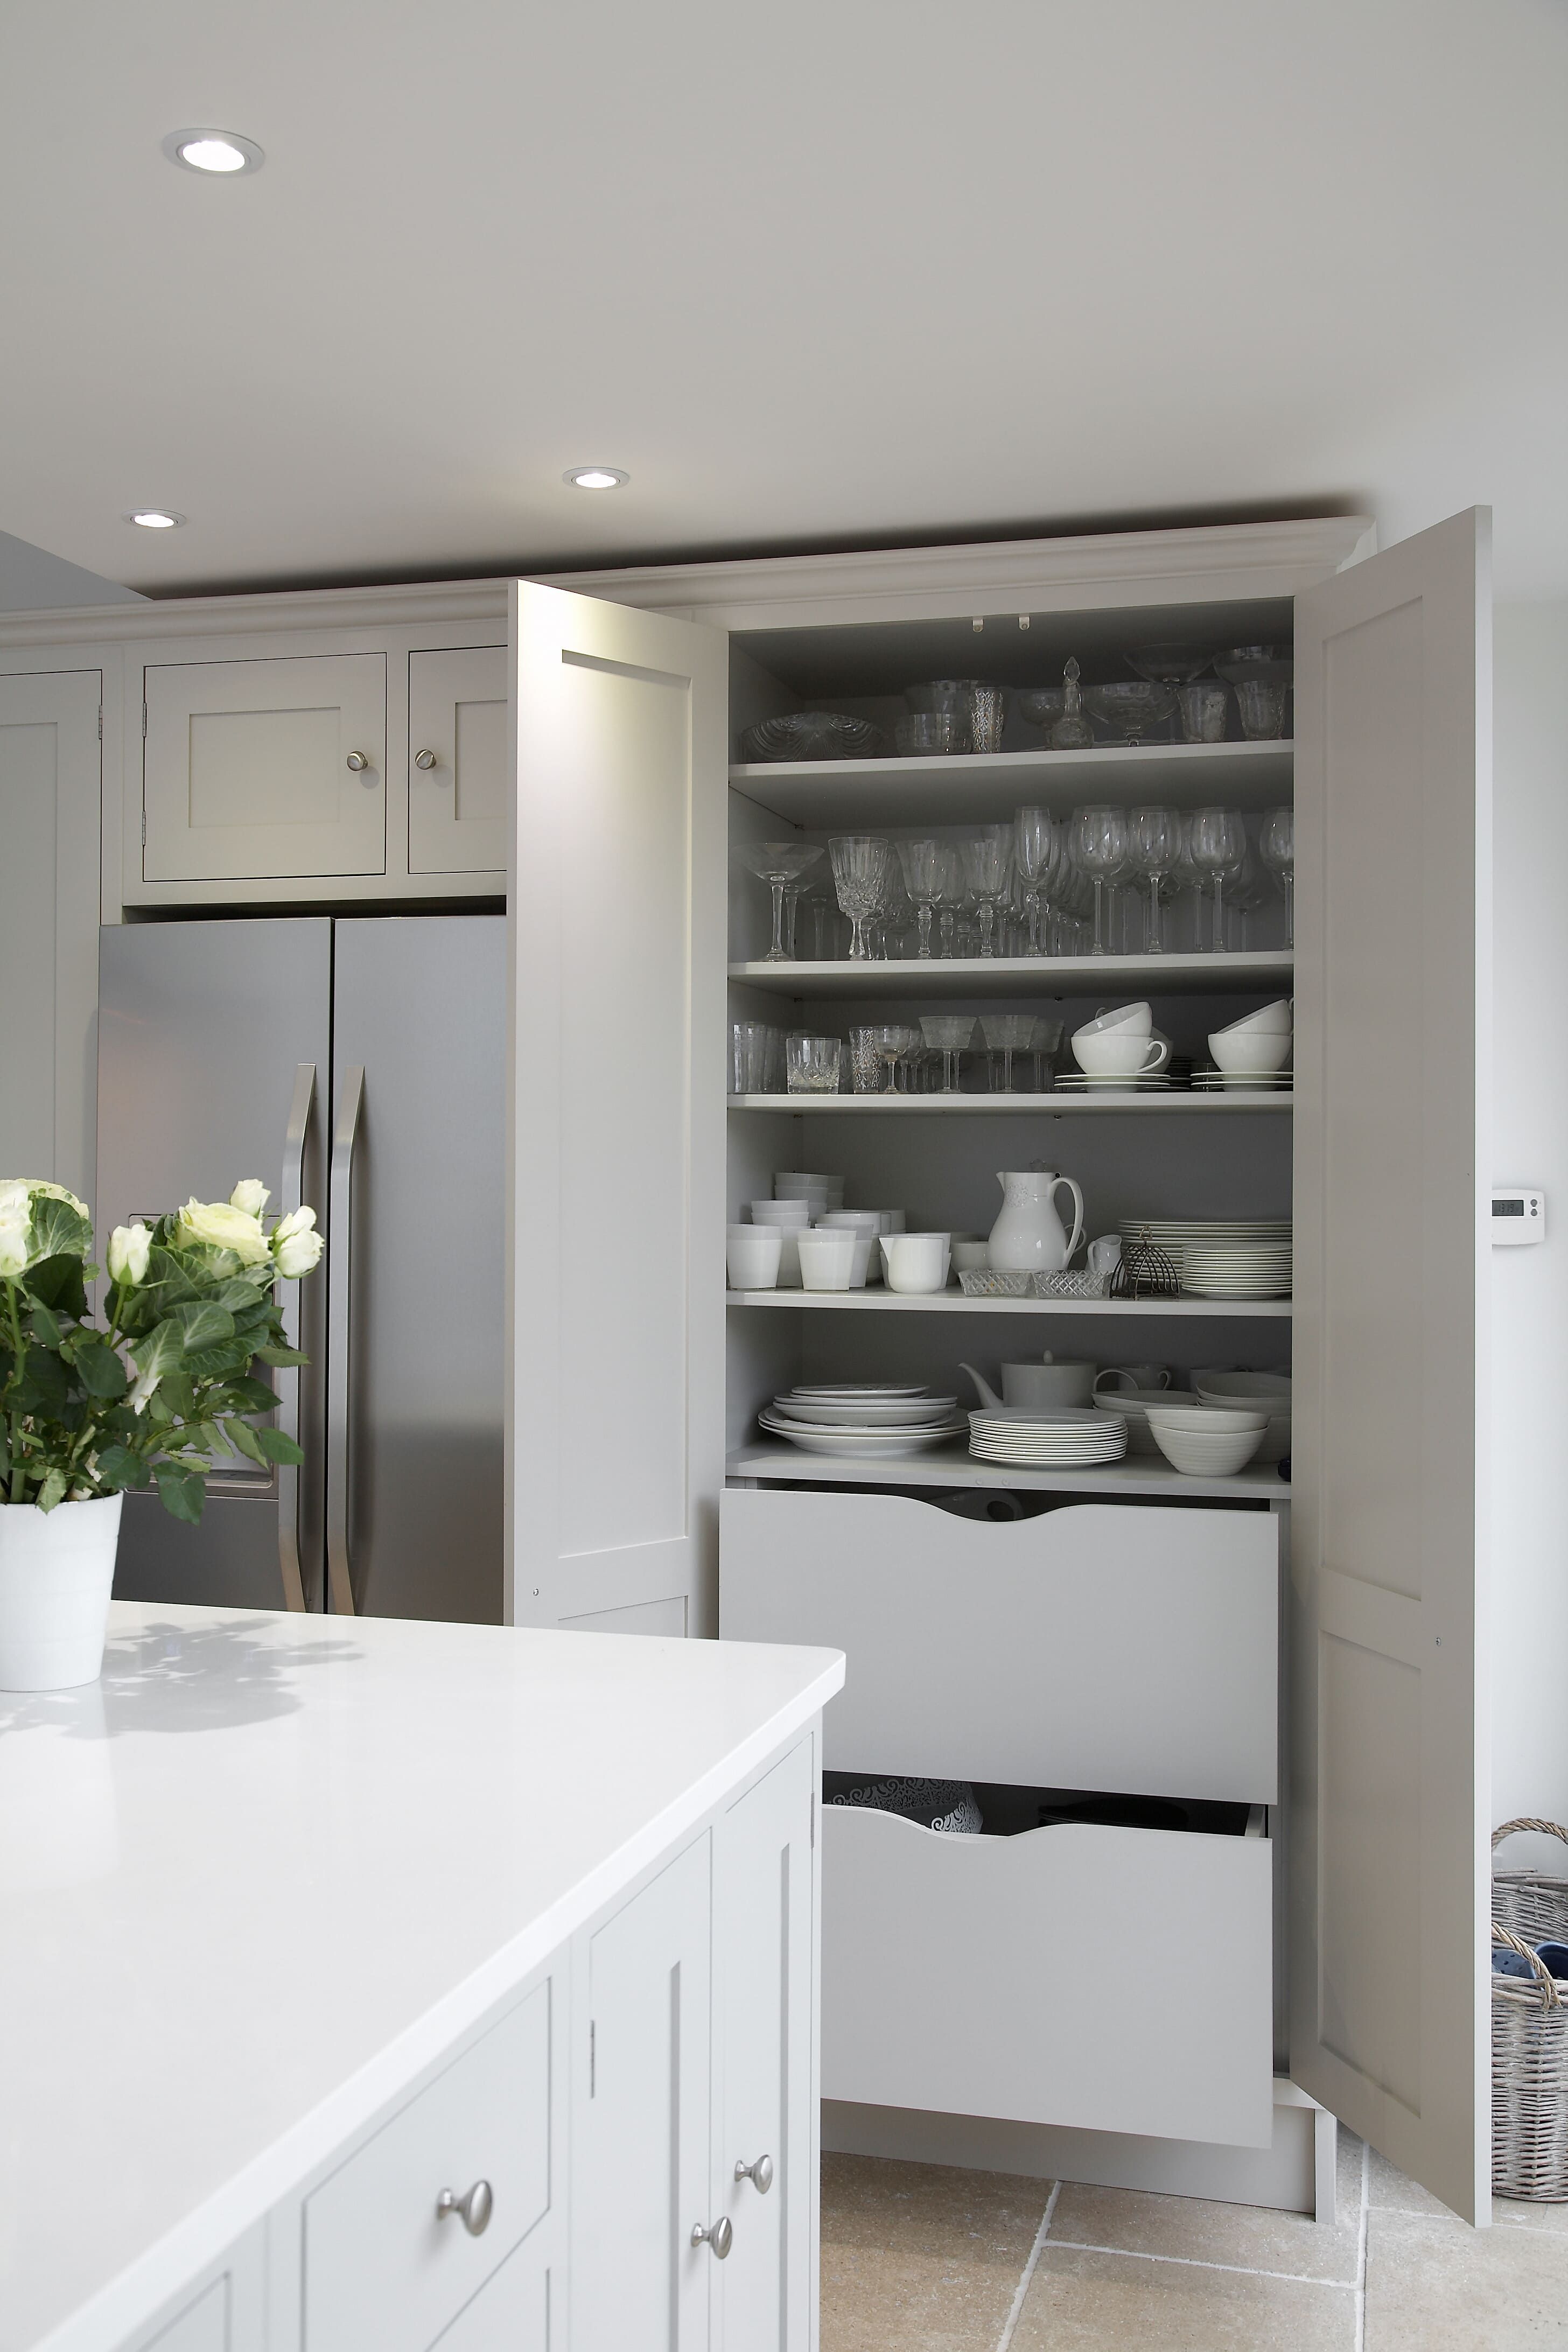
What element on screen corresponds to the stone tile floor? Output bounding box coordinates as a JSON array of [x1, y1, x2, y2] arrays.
[[821, 2132, 1568, 2350]]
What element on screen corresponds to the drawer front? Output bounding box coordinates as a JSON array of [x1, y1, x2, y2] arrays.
[[432, 2230, 550, 2352], [408, 646, 508, 875], [304, 1982, 551, 2352], [143, 653, 387, 881], [720, 1490, 1278, 1803], [823, 1805, 1273, 2147], [142, 2278, 226, 2352]]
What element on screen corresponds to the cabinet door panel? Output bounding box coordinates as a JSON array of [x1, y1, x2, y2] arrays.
[[1291, 507, 1490, 2221], [143, 653, 386, 880], [576, 1837, 712, 2352], [509, 584, 727, 1631], [409, 646, 507, 874], [715, 1742, 816, 2352]]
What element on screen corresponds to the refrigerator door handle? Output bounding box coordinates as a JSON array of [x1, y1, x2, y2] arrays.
[[276, 1062, 316, 1612], [326, 1065, 365, 1615]]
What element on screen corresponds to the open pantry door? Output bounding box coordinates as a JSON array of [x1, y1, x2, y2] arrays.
[[507, 582, 728, 1637], [1290, 508, 1493, 2221]]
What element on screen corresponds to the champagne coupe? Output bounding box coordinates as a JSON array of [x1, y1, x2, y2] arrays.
[[958, 824, 1015, 958], [895, 838, 948, 958], [1013, 805, 1055, 956], [740, 841, 823, 962], [979, 1013, 1039, 1093], [829, 836, 891, 962], [1068, 805, 1129, 956], [1128, 806, 1182, 954], [1188, 807, 1246, 952], [920, 1013, 977, 1093], [1261, 807, 1296, 946]]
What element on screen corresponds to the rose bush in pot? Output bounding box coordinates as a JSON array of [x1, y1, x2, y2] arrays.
[[0, 1177, 323, 1689]]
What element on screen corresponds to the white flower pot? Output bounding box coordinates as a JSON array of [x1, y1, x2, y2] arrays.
[[0, 1493, 123, 1691]]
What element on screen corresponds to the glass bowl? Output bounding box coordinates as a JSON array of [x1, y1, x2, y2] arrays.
[[1082, 682, 1176, 744], [740, 713, 885, 762], [1127, 645, 1216, 684], [1016, 688, 1067, 732]]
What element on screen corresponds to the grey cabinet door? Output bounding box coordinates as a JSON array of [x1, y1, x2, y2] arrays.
[[408, 646, 508, 876], [1291, 507, 1492, 2221]]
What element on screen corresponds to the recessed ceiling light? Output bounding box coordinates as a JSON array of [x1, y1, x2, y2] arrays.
[[564, 467, 629, 491], [162, 128, 264, 176], [125, 509, 186, 530]]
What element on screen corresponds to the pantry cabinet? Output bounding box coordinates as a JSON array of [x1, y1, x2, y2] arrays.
[[407, 644, 508, 873]]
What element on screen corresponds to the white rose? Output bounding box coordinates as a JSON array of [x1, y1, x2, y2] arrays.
[[0, 1180, 32, 1225], [0, 1205, 31, 1278], [175, 1196, 272, 1265], [229, 1178, 270, 1217], [272, 1204, 323, 1279], [108, 1221, 152, 1286]]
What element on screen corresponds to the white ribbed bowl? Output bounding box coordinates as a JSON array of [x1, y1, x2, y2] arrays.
[[1146, 1406, 1269, 1477]]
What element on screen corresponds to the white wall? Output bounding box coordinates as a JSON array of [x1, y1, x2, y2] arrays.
[[1490, 601, 1568, 1861]]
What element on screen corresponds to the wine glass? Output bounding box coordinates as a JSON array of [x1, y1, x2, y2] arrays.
[[1128, 807, 1182, 954], [920, 1014, 976, 1093], [894, 838, 947, 958], [1068, 806, 1129, 956], [958, 824, 1014, 958], [1261, 807, 1295, 946], [739, 841, 823, 962], [829, 837, 891, 962], [1013, 806, 1056, 956], [1187, 808, 1246, 953], [979, 1013, 1038, 1093]]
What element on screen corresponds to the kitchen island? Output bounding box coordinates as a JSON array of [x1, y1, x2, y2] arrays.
[[0, 1602, 843, 2352]]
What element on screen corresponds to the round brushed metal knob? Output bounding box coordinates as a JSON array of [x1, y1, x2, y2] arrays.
[[691, 2215, 733, 2258], [437, 2180, 494, 2236], [346, 751, 371, 772], [735, 2152, 774, 2194], [414, 748, 438, 770]]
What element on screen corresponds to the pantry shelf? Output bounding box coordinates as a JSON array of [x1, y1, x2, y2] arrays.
[[729, 739, 1293, 827], [726, 1291, 1293, 1318], [727, 950, 1293, 1000], [726, 1441, 1289, 1504], [728, 1091, 1291, 1115]]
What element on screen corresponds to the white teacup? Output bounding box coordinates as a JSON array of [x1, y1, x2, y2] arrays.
[[796, 1228, 856, 1292], [814, 1217, 874, 1286], [727, 1228, 783, 1290], [1079, 1000, 1153, 1038], [879, 1232, 951, 1293], [951, 1240, 991, 1274], [1213, 998, 1292, 1039], [1073, 1031, 1171, 1076], [1208, 1028, 1291, 1073]]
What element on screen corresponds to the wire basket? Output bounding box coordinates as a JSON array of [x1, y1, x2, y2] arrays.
[[1494, 1819, 1568, 1945], [1031, 1269, 1111, 1300], [1493, 1923, 1568, 2200], [957, 1269, 1032, 1298]]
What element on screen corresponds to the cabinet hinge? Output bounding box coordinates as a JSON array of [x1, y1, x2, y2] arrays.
[[589, 2019, 596, 2097], [141, 701, 148, 738], [141, 810, 147, 847], [96, 704, 103, 740]]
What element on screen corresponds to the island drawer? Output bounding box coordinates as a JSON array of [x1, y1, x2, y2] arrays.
[[720, 1489, 1279, 1803], [822, 1802, 1274, 2147], [303, 1980, 551, 2352]]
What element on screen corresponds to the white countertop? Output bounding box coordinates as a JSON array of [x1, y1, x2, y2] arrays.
[[0, 1603, 843, 2352]]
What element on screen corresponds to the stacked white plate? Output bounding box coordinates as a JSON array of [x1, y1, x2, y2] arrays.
[[968, 1406, 1129, 1468], [1118, 1219, 1291, 1294], [760, 1385, 965, 1459], [1055, 1071, 1171, 1093], [1192, 1069, 1293, 1093]]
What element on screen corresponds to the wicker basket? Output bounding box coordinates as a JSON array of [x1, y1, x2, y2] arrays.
[[1494, 1819, 1568, 1945], [1493, 1922, 1568, 2200]]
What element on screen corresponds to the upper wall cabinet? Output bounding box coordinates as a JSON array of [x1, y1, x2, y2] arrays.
[[408, 645, 508, 874], [143, 653, 388, 882]]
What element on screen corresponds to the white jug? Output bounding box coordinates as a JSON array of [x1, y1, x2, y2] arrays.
[[988, 1170, 1085, 1275]]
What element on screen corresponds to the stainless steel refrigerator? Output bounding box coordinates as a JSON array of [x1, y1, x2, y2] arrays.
[[96, 916, 506, 1622]]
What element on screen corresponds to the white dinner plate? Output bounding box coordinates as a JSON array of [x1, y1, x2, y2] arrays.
[[770, 1394, 957, 1427]]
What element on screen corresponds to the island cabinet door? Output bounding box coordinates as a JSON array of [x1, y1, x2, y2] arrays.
[[712, 1740, 817, 2352], [508, 581, 729, 1639], [573, 1835, 714, 2352]]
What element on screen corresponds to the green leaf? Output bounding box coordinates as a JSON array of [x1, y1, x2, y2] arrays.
[[153, 1463, 206, 1525], [219, 1373, 281, 1412], [181, 1338, 253, 1382], [27, 1194, 92, 1264], [131, 1318, 188, 1382], [74, 1339, 129, 1399], [173, 1301, 235, 1352], [95, 1443, 151, 1492], [35, 1466, 68, 1515], [254, 1345, 309, 1367], [24, 1252, 89, 1319], [224, 1416, 268, 1467], [251, 1425, 304, 1465], [27, 1301, 63, 1348]]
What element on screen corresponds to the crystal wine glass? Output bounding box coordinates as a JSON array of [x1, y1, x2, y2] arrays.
[[958, 824, 1014, 958], [920, 1013, 977, 1093], [1128, 806, 1182, 954], [1187, 807, 1246, 953], [1068, 805, 1129, 956], [979, 1013, 1038, 1093], [829, 836, 891, 962], [740, 841, 824, 962], [1013, 805, 1055, 956], [1260, 807, 1295, 947], [895, 838, 948, 958]]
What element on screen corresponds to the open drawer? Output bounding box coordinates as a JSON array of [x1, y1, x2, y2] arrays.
[[720, 1489, 1278, 1803], [822, 1802, 1273, 2147]]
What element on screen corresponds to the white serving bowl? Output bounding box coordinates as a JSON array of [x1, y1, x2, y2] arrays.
[[1192, 1371, 1291, 1461], [1145, 1404, 1269, 1478], [1093, 1388, 1199, 1455]]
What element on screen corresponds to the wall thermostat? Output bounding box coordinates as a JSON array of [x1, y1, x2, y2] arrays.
[[1492, 1189, 1545, 1243]]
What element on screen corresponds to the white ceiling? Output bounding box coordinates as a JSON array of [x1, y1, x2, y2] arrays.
[[3, 0, 1565, 601]]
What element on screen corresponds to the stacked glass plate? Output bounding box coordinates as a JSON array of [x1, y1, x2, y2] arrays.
[[968, 1405, 1129, 1468], [759, 1384, 965, 1459], [1118, 1219, 1292, 1299]]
